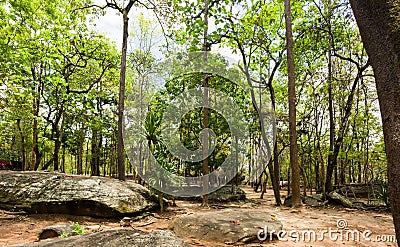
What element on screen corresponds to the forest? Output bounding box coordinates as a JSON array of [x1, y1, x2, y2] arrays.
[[0, 0, 399, 246]]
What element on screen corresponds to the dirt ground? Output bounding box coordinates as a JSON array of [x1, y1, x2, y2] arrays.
[[0, 186, 397, 247]]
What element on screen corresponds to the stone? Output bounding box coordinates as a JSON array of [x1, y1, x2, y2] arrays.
[[169, 209, 282, 243], [9, 230, 190, 247], [0, 171, 159, 217], [207, 185, 246, 202], [328, 191, 353, 208]]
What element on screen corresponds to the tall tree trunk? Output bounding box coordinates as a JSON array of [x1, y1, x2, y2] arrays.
[[201, 0, 210, 207], [117, 9, 129, 181], [326, 0, 335, 194], [284, 0, 301, 208], [267, 71, 282, 206], [350, 0, 400, 242]]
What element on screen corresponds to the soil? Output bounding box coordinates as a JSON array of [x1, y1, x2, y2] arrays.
[[0, 186, 397, 247]]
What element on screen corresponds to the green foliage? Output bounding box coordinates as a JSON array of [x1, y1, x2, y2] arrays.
[[72, 222, 84, 235]]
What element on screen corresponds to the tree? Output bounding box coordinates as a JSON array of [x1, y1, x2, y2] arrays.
[[84, 0, 167, 181], [201, 0, 210, 207], [350, 0, 400, 242], [284, 0, 302, 207]]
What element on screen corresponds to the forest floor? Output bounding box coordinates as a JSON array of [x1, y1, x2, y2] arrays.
[[0, 186, 397, 247]]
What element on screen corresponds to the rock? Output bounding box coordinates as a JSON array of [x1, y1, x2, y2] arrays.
[[0, 171, 159, 217], [333, 183, 382, 198], [169, 209, 282, 244], [207, 185, 246, 202], [284, 194, 327, 207], [9, 230, 190, 247], [85, 225, 101, 231], [303, 194, 328, 207], [174, 185, 246, 202], [328, 191, 353, 208], [283, 194, 304, 207], [39, 224, 75, 239], [120, 217, 132, 227]]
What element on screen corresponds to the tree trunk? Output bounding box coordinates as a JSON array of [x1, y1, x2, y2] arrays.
[[16, 119, 26, 171], [267, 72, 282, 205], [201, 0, 210, 207], [284, 0, 301, 208], [53, 116, 65, 172], [350, 0, 400, 242], [326, 0, 335, 194], [31, 83, 41, 171], [77, 127, 84, 175], [91, 129, 101, 176], [117, 10, 129, 181]]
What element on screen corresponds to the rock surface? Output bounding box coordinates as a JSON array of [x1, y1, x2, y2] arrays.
[[169, 209, 283, 243], [9, 230, 190, 247], [174, 185, 246, 202], [0, 171, 159, 217], [207, 185, 246, 202], [284, 194, 328, 207], [328, 191, 353, 208], [38, 224, 76, 239]]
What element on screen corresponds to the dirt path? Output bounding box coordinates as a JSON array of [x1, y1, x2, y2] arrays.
[[0, 186, 397, 246]]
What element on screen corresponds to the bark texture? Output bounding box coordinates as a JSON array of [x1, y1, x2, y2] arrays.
[[350, 0, 400, 243]]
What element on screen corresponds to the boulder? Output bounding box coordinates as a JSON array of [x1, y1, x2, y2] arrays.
[[9, 230, 190, 247], [172, 185, 246, 202], [169, 209, 282, 244], [207, 185, 246, 202], [328, 191, 353, 208], [0, 171, 159, 217]]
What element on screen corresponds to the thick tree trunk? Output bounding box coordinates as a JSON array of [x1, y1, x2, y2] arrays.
[[284, 0, 302, 207], [350, 0, 400, 243]]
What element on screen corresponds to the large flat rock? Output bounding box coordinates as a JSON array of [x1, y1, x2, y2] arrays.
[[0, 171, 159, 217], [9, 230, 190, 247], [169, 209, 283, 243]]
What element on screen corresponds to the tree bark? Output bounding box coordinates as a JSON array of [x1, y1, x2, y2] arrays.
[[350, 0, 400, 243], [201, 0, 210, 207], [16, 119, 26, 170], [117, 9, 129, 181], [284, 0, 302, 207], [326, 0, 335, 194]]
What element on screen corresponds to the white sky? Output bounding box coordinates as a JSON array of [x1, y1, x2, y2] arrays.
[[88, 0, 240, 61]]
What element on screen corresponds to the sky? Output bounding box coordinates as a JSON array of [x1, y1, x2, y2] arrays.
[[88, 1, 240, 62]]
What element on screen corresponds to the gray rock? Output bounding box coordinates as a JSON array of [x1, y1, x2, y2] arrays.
[[169, 209, 283, 243], [207, 185, 246, 202], [328, 191, 353, 208], [9, 230, 190, 247], [174, 185, 246, 202], [0, 171, 159, 217]]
